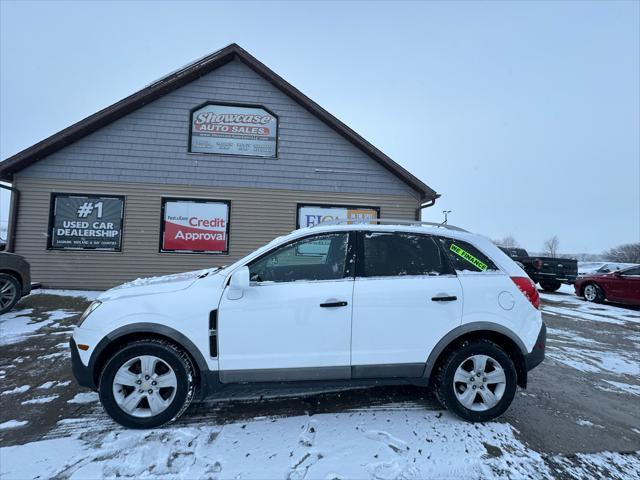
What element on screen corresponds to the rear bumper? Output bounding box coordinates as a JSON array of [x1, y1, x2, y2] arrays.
[[525, 322, 546, 371], [70, 338, 97, 390]]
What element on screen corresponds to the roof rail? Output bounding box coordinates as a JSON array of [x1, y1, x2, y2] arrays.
[[313, 218, 468, 232]]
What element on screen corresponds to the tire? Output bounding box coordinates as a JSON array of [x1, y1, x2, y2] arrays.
[[540, 281, 561, 292], [434, 339, 517, 422], [583, 283, 605, 303], [0, 273, 21, 315], [98, 339, 195, 429]]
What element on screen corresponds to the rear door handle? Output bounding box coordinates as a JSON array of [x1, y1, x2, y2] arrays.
[[320, 301, 348, 308], [431, 295, 458, 302]]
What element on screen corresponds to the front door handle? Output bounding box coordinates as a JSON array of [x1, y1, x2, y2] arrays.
[[320, 301, 348, 308], [431, 295, 458, 302]]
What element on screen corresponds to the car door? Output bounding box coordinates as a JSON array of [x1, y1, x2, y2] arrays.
[[218, 231, 355, 382], [351, 231, 463, 378], [609, 267, 640, 304]]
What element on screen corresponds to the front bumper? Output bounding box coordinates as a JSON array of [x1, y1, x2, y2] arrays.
[[525, 322, 546, 371], [70, 338, 97, 390]]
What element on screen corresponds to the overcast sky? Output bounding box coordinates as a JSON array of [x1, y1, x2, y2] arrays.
[[1, 0, 638, 254]]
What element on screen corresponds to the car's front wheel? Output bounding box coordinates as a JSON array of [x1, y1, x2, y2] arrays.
[[434, 339, 517, 422], [583, 283, 605, 303], [98, 339, 195, 429]]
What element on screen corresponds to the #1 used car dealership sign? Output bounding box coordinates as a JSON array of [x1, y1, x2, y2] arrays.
[[161, 199, 230, 254], [190, 103, 278, 157], [48, 194, 124, 251]]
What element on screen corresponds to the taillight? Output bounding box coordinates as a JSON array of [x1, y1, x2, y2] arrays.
[[511, 276, 540, 309], [534, 259, 543, 270]]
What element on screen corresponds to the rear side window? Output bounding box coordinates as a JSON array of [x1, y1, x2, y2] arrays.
[[362, 232, 452, 277], [441, 238, 499, 273]]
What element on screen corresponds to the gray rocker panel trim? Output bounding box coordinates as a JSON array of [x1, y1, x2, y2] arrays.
[[220, 366, 351, 383], [422, 321, 528, 380], [219, 363, 427, 384]]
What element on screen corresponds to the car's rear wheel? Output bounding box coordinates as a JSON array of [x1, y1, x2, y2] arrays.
[[98, 339, 195, 429], [583, 283, 605, 303], [0, 273, 21, 315], [540, 281, 561, 292], [434, 339, 517, 422]]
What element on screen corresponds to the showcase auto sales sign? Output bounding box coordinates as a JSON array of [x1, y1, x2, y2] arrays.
[[162, 201, 229, 253], [190, 103, 278, 157]]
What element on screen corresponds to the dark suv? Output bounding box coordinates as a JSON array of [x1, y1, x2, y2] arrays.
[[0, 251, 31, 314]]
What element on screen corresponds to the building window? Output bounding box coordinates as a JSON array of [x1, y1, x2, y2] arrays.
[[189, 102, 278, 158], [297, 204, 380, 228], [160, 198, 230, 254], [47, 193, 125, 251]]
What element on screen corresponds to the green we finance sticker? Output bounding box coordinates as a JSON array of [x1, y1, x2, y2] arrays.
[[449, 243, 488, 271]]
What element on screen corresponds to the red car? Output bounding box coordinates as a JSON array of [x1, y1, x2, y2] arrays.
[[574, 265, 640, 306]]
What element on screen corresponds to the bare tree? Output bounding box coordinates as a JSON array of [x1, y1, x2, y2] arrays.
[[543, 235, 560, 258], [603, 242, 640, 263], [493, 235, 519, 247]]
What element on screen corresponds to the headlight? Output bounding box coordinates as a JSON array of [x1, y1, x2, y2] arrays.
[[77, 300, 102, 327]]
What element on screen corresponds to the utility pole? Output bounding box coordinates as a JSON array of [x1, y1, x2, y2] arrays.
[[442, 210, 452, 225]]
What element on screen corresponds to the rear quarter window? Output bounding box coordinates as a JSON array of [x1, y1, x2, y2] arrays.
[[440, 238, 500, 273]]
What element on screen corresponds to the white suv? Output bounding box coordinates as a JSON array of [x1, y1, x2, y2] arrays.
[[71, 222, 545, 429]]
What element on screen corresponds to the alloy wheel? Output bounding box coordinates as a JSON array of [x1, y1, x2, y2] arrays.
[[453, 354, 506, 412], [584, 284, 597, 301], [112, 355, 177, 418], [0, 279, 17, 310]]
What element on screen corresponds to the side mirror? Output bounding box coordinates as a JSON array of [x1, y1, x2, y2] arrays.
[[227, 266, 250, 300]]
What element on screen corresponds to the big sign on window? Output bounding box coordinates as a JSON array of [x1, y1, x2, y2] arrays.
[[160, 199, 230, 254]]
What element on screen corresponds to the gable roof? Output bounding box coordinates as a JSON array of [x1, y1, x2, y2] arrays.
[[0, 43, 439, 201]]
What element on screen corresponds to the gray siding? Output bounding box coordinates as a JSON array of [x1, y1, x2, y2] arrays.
[[19, 59, 419, 199], [14, 176, 419, 290]]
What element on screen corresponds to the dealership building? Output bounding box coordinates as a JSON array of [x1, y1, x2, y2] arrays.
[[0, 44, 439, 290]]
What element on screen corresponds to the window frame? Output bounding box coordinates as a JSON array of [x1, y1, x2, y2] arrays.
[[158, 197, 231, 255], [246, 231, 357, 284], [188, 101, 279, 158], [296, 203, 381, 229], [47, 192, 126, 252], [354, 231, 456, 279]]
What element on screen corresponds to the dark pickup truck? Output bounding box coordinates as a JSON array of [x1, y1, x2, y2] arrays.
[[499, 247, 578, 291]]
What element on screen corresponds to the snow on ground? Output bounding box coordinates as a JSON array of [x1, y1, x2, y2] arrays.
[[21, 395, 59, 405], [0, 420, 28, 430], [1, 385, 30, 395], [539, 284, 640, 326], [2, 407, 638, 480], [602, 380, 640, 396], [0, 308, 77, 346], [67, 392, 99, 404], [0, 409, 553, 480], [546, 343, 639, 376]]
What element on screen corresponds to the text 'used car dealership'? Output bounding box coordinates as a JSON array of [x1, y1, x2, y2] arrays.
[[0, 44, 439, 289]]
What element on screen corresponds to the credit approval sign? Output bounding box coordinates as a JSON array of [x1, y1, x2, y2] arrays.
[[161, 199, 230, 253], [297, 204, 380, 228], [190, 103, 278, 157]]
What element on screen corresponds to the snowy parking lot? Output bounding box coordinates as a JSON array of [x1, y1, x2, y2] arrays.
[[0, 287, 639, 479]]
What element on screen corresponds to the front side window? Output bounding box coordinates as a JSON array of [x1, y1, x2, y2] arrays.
[[249, 233, 350, 283], [620, 267, 640, 276], [441, 238, 499, 273], [362, 232, 451, 277]]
